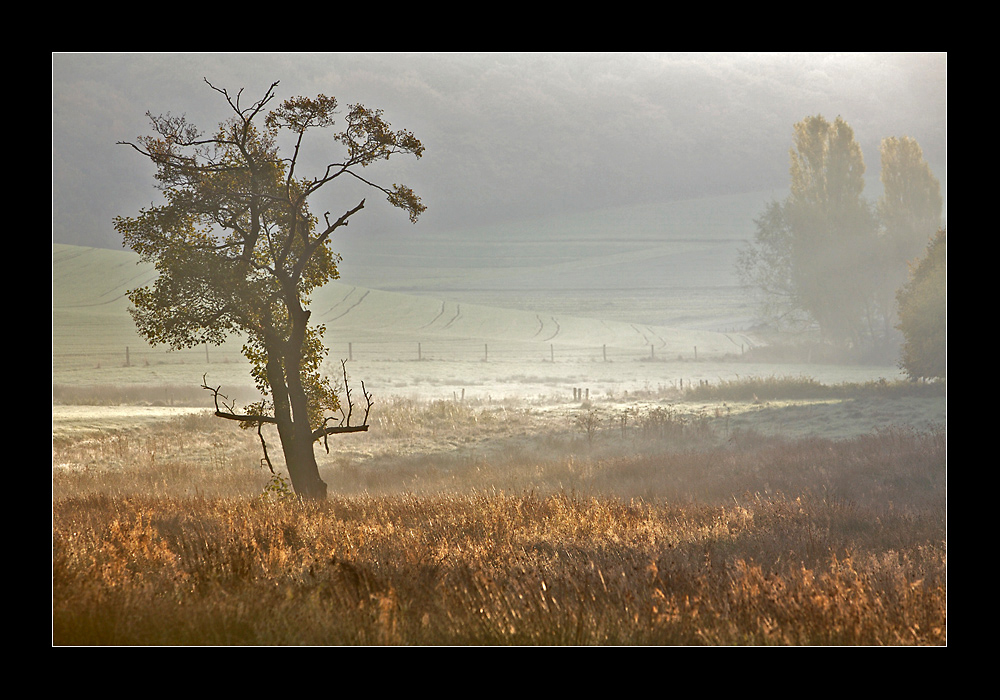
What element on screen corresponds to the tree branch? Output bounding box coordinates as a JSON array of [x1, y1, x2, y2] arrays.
[[316, 361, 373, 451], [257, 421, 275, 474], [203, 372, 370, 458], [202, 375, 276, 474], [202, 374, 277, 424]]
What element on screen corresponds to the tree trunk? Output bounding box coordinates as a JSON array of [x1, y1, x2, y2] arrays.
[[282, 427, 327, 500], [287, 307, 329, 500], [265, 347, 328, 500]]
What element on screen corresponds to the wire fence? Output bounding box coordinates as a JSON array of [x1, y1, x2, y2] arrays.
[[53, 345, 247, 371], [53, 335, 747, 373], [336, 339, 741, 363]]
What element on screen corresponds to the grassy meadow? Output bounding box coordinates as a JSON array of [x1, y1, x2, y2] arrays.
[[53, 379, 946, 645]]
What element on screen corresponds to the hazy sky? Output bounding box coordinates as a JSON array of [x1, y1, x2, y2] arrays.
[[52, 52, 946, 249]]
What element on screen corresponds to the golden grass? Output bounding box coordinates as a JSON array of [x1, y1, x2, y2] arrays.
[[52, 400, 946, 646]]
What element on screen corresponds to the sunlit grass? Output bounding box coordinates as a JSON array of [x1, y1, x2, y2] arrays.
[[53, 391, 946, 645], [53, 485, 945, 645]]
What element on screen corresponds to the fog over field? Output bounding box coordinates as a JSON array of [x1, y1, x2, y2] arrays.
[[52, 52, 947, 402], [53, 53, 946, 250]]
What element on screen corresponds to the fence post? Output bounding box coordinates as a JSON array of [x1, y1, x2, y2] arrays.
[[349, 342, 353, 361], [125, 346, 130, 367]]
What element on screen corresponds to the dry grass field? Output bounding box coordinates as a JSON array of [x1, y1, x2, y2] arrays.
[[52, 380, 946, 645]]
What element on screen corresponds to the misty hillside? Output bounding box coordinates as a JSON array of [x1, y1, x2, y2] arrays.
[[332, 191, 774, 332], [53, 190, 778, 371], [53, 235, 756, 374], [53, 53, 946, 252], [57, 185, 924, 400]]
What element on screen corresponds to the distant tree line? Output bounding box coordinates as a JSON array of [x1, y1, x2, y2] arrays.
[[736, 115, 944, 376]]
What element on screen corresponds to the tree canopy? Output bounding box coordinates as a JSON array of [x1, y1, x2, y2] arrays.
[[114, 79, 425, 498]]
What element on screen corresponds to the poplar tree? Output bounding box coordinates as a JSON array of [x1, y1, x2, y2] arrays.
[[784, 115, 878, 348], [738, 115, 878, 350]]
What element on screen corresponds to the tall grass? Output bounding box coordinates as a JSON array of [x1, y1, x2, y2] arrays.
[[53, 394, 946, 645], [53, 483, 945, 645]]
